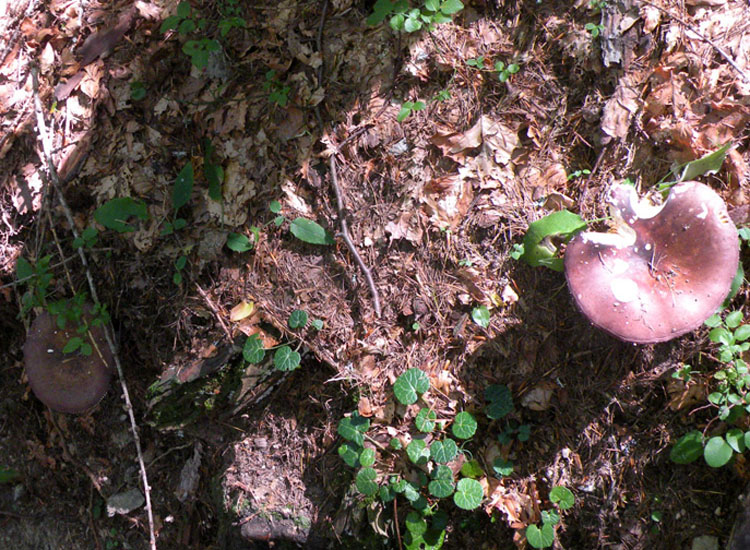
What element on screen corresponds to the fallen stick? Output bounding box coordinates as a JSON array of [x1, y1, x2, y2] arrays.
[[30, 65, 157, 550]]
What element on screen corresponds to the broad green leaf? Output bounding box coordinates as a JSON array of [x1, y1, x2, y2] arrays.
[[405, 511, 427, 537], [440, 0, 463, 14], [485, 384, 513, 419], [205, 164, 223, 202], [160, 15, 181, 33], [452, 411, 477, 439], [288, 309, 308, 329], [518, 210, 587, 271], [289, 217, 335, 245], [407, 439, 430, 465], [726, 311, 744, 328], [541, 510, 560, 526], [670, 431, 703, 464], [726, 428, 746, 453], [62, 337, 83, 354], [273, 345, 301, 371], [430, 439, 457, 464], [526, 523, 555, 548], [704, 314, 722, 328], [176, 1, 191, 18], [172, 161, 194, 210], [337, 413, 370, 446], [338, 443, 360, 467], [674, 142, 732, 182], [471, 306, 490, 328], [94, 197, 149, 233], [366, 0, 394, 25], [453, 478, 483, 510], [175, 255, 187, 270], [393, 368, 430, 405], [359, 447, 376, 467], [428, 476, 454, 498], [415, 408, 437, 432], [735, 325, 750, 342], [709, 327, 733, 346], [226, 233, 253, 252], [16, 257, 33, 280], [390, 437, 402, 450], [549, 486, 575, 510], [242, 334, 265, 363], [461, 459, 484, 478], [269, 200, 282, 213], [492, 458, 514, 477], [355, 467, 378, 495], [704, 436, 733, 467]]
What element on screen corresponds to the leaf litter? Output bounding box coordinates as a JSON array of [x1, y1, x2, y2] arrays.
[[0, 0, 750, 548]]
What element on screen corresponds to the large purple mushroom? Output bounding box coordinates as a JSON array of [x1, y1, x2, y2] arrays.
[[564, 181, 739, 343]]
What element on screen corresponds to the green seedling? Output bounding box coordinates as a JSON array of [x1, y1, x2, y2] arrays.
[[129, 81, 146, 101], [73, 227, 99, 250], [588, 0, 607, 11], [397, 100, 425, 122], [263, 70, 290, 107], [567, 168, 591, 180], [525, 486, 575, 548], [584, 23, 603, 38], [493, 60, 519, 83], [471, 306, 490, 328], [94, 197, 149, 233], [368, 0, 464, 33]]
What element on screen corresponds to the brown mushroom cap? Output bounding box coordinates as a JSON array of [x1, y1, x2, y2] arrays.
[[23, 309, 114, 413], [564, 181, 739, 343]]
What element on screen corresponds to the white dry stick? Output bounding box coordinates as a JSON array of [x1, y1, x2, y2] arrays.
[[30, 66, 157, 550]]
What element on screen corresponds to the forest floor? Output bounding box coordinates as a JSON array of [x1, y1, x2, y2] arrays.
[[1, 0, 750, 549]]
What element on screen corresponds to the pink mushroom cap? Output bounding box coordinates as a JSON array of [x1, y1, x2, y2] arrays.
[[564, 181, 739, 343]]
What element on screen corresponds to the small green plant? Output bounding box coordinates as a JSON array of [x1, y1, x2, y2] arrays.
[[397, 100, 425, 122], [368, 0, 464, 33], [263, 70, 290, 107], [525, 486, 575, 548], [567, 168, 591, 180], [510, 210, 587, 271], [588, 0, 607, 11], [584, 22, 604, 38], [471, 305, 490, 328], [129, 81, 146, 101], [337, 368, 484, 548], [466, 56, 520, 82]]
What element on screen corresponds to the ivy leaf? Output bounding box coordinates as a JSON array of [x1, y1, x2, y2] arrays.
[[549, 486, 575, 510], [355, 467, 378, 495], [242, 334, 265, 364], [337, 413, 370, 446], [669, 431, 703, 464], [393, 368, 430, 405], [704, 436, 733, 468], [406, 439, 431, 465], [485, 384, 513, 419], [451, 412, 477, 439], [289, 217, 335, 245], [430, 439, 457, 464], [359, 447, 376, 468], [471, 306, 490, 328], [273, 345, 301, 371], [415, 408, 437, 433], [288, 309, 308, 329], [172, 161, 194, 210], [453, 478, 483, 510], [428, 466, 454, 498], [526, 523, 555, 548], [338, 443, 360, 467]]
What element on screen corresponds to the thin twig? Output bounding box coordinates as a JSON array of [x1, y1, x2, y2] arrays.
[[638, 0, 750, 84], [195, 283, 233, 342], [328, 155, 382, 317], [394, 497, 403, 550], [30, 65, 157, 550], [315, 0, 382, 318]]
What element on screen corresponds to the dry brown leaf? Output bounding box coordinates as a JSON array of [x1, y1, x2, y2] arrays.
[[421, 174, 474, 229], [385, 211, 424, 244], [601, 74, 640, 141]]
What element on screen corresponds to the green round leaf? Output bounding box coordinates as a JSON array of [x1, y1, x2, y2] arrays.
[[62, 337, 83, 354], [452, 412, 477, 439], [356, 467, 379, 496], [541, 509, 560, 525], [669, 431, 703, 464], [726, 311, 744, 328], [242, 334, 265, 364], [453, 478, 483, 510], [393, 368, 430, 405], [337, 413, 370, 446], [288, 309, 308, 329], [405, 511, 427, 537], [273, 345, 301, 371], [526, 523, 555, 548], [492, 458, 514, 477], [289, 217, 335, 245], [704, 436, 734, 468], [549, 486, 575, 510], [485, 384, 513, 419], [269, 200, 282, 213], [415, 408, 437, 433], [471, 306, 490, 328], [226, 233, 253, 252], [94, 197, 149, 233], [736, 325, 750, 342], [175, 255, 187, 270], [390, 437, 402, 450], [338, 443, 360, 468], [428, 477, 455, 498], [311, 319, 324, 331], [407, 439, 431, 465], [460, 459, 484, 479], [726, 428, 746, 453], [359, 447, 376, 468], [430, 439, 458, 464]]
